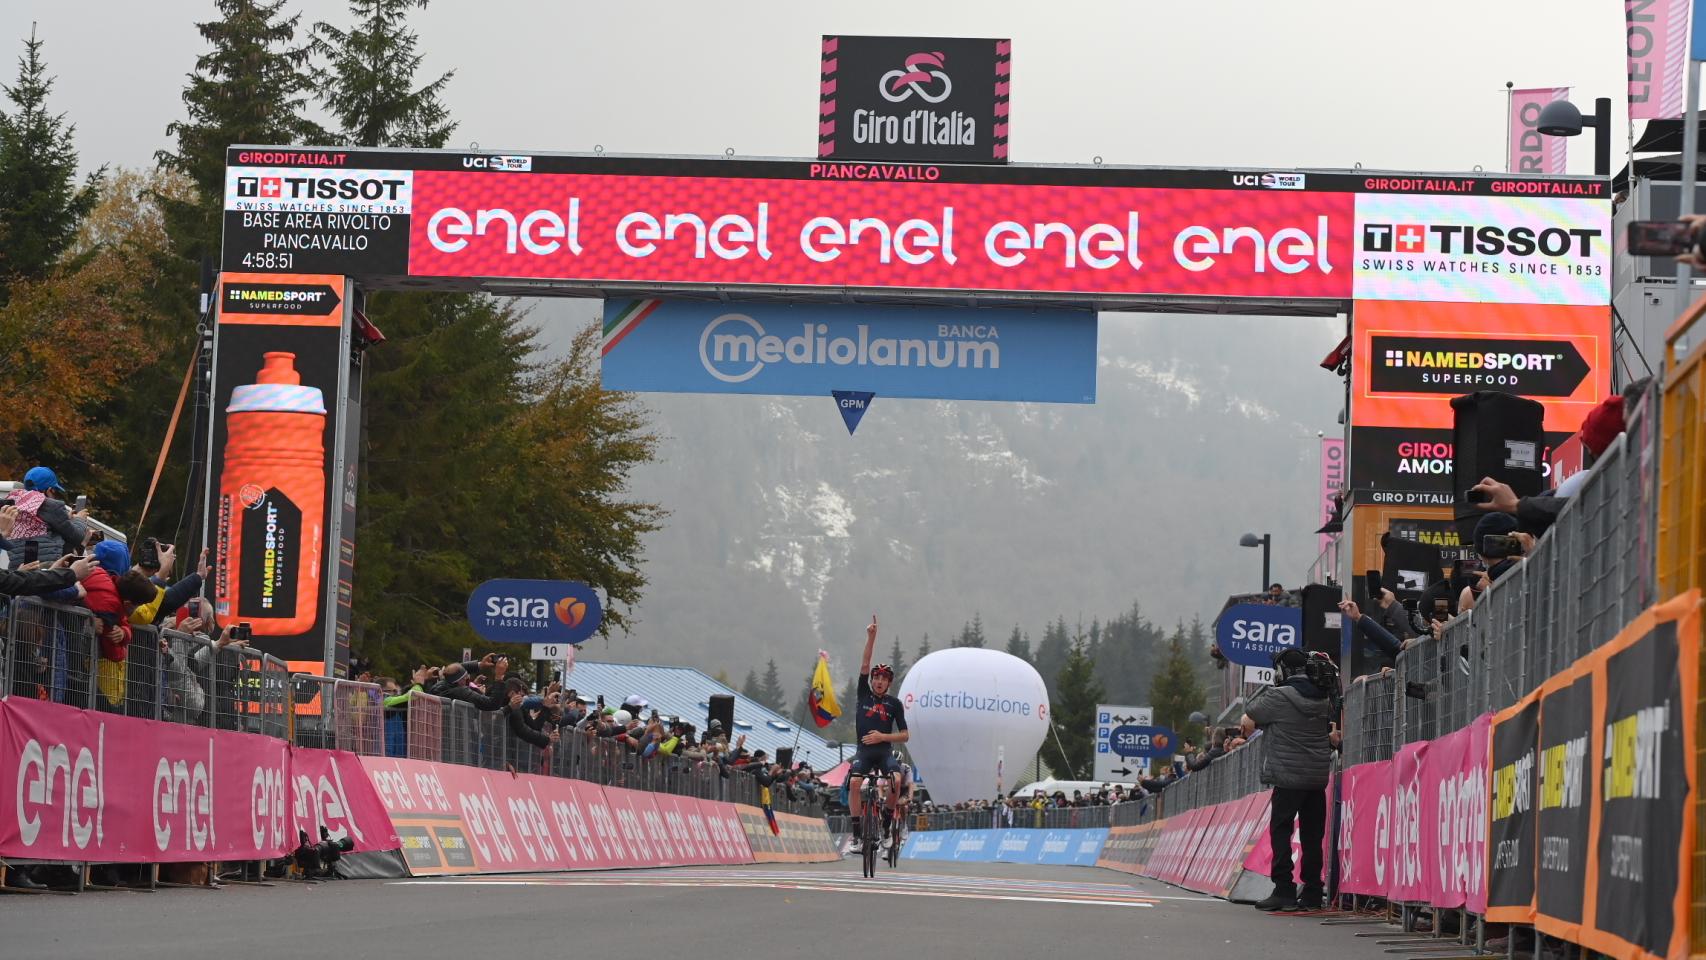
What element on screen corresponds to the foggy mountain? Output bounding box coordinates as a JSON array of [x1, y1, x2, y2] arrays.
[[534, 299, 1346, 682]]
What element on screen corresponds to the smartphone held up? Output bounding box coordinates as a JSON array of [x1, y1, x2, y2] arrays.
[[1627, 219, 1704, 258]]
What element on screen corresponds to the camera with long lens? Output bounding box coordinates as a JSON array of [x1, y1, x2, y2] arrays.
[[287, 826, 355, 878]]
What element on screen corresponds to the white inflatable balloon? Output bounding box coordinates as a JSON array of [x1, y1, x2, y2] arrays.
[[896, 648, 1050, 805]]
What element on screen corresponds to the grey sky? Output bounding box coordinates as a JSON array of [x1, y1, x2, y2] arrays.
[[0, 1, 1639, 652], [7, 1, 1633, 179]]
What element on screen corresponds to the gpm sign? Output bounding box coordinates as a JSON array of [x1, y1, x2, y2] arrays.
[[466, 579, 604, 645]]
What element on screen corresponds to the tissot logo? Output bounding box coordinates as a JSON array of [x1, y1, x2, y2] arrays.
[[1360, 223, 1601, 257], [237, 177, 258, 198]]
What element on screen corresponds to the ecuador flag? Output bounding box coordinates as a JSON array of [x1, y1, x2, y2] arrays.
[[809, 651, 841, 728]]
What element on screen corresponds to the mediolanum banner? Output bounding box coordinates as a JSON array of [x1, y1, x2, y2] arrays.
[[599, 300, 1095, 403]]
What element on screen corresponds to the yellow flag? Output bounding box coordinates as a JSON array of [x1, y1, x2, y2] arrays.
[[809, 651, 840, 727]]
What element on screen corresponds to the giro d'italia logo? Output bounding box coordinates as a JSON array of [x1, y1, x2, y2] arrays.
[[880, 51, 952, 103]]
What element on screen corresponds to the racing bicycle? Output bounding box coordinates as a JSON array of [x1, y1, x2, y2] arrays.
[[856, 773, 883, 878]]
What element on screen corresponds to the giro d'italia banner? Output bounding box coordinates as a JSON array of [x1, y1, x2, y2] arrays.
[[1578, 592, 1699, 960], [599, 299, 1096, 403]]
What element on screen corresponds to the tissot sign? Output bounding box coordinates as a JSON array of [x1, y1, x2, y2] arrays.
[[818, 35, 1010, 164], [222, 148, 1607, 310]]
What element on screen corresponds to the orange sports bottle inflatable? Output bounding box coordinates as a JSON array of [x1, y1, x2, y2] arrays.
[[215, 352, 325, 635]]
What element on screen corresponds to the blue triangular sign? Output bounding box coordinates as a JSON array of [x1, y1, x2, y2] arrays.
[[832, 390, 875, 435]]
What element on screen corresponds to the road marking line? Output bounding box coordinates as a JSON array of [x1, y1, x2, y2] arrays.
[[389, 876, 1157, 907]]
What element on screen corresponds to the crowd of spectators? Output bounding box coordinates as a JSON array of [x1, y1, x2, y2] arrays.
[[354, 654, 839, 811]]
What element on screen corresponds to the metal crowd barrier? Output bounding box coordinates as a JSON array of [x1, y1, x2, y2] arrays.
[[290, 674, 384, 755], [1432, 383, 1660, 734], [1341, 670, 1396, 765], [1, 598, 290, 736]]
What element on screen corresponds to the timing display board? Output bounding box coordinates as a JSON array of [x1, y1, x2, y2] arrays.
[[222, 147, 1608, 311]]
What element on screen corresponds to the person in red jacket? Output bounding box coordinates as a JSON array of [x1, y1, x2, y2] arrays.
[[84, 541, 154, 707]]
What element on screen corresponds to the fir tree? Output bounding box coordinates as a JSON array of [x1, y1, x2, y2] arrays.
[[740, 669, 762, 703], [953, 613, 987, 648], [914, 633, 932, 665], [712, 669, 730, 686], [1034, 616, 1072, 701], [1051, 634, 1106, 779], [887, 637, 907, 678], [1148, 624, 1208, 740], [0, 26, 101, 295], [1004, 625, 1031, 662], [311, 0, 454, 149], [157, 0, 323, 263], [758, 659, 787, 711]]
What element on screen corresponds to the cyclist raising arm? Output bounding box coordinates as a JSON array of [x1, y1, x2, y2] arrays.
[[849, 614, 909, 851]]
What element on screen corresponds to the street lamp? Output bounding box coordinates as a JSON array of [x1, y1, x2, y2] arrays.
[[1534, 96, 1612, 177], [1239, 532, 1271, 593], [825, 740, 845, 764]]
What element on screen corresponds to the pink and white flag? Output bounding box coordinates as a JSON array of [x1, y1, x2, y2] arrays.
[[1508, 88, 1570, 175], [1627, 0, 1688, 120]]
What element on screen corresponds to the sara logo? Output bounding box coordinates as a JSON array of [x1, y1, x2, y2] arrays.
[[1109, 724, 1177, 759], [1215, 603, 1303, 668], [467, 578, 603, 645], [554, 595, 590, 628], [881, 51, 951, 103]]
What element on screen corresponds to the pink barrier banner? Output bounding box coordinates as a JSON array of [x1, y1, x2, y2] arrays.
[[0, 697, 293, 863], [1423, 715, 1491, 910], [1153, 806, 1209, 885], [1180, 794, 1271, 895], [1338, 761, 1392, 895], [358, 756, 753, 875], [1242, 778, 1333, 888], [1386, 741, 1429, 902], [287, 747, 400, 853]]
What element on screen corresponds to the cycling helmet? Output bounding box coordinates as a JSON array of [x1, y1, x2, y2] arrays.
[[870, 663, 895, 680]]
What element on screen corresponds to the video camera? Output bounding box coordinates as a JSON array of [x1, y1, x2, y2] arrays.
[[290, 826, 354, 878]]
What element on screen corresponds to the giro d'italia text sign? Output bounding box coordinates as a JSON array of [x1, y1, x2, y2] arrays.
[[817, 35, 1010, 164]]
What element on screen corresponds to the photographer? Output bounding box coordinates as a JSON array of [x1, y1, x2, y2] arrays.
[[431, 654, 509, 711], [1241, 648, 1339, 913]]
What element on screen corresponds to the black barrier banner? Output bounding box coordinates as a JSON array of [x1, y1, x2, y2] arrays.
[[1485, 691, 1539, 923], [1579, 592, 1700, 960], [1534, 665, 1593, 940]]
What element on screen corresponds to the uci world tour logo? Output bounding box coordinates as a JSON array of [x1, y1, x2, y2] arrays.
[[881, 51, 951, 103]]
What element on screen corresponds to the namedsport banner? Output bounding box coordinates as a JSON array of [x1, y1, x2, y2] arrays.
[[1486, 691, 1540, 923], [1534, 663, 1594, 940], [208, 272, 351, 670], [600, 299, 1095, 403], [1579, 592, 1699, 960]]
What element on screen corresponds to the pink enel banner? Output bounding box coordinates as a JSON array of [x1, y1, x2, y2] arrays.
[[1508, 88, 1570, 175], [1334, 714, 1491, 909], [0, 697, 395, 864], [1338, 761, 1391, 896], [1319, 438, 1345, 556], [1627, 0, 1688, 120], [358, 756, 754, 874], [1241, 778, 1334, 887]]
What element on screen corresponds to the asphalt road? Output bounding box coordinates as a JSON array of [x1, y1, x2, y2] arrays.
[[0, 860, 1411, 960]]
